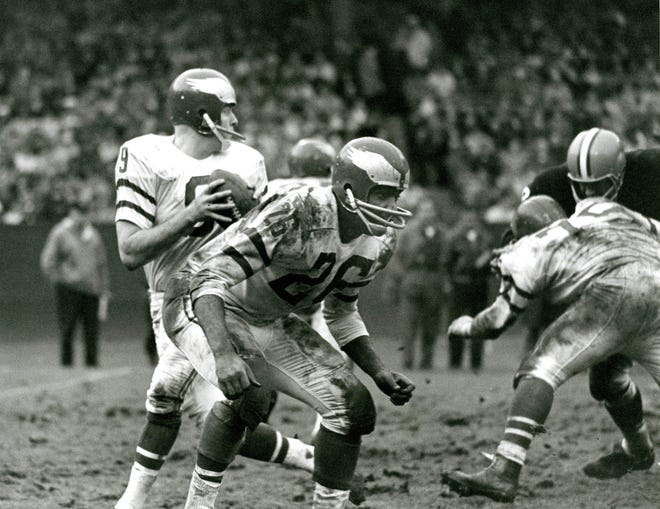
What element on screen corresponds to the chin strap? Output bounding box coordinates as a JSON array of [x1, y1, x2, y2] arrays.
[[202, 112, 246, 142]]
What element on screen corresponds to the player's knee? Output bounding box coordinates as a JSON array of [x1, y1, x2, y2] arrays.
[[183, 398, 213, 428], [344, 383, 377, 436], [146, 391, 183, 416], [197, 401, 246, 464], [589, 373, 634, 402], [146, 410, 182, 429], [227, 386, 275, 431]]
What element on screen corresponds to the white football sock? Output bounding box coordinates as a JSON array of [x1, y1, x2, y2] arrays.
[[184, 469, 222, 509], [312, 483, 350, 509], [115, 463, 158, 509], [283, 437, 314, 472]]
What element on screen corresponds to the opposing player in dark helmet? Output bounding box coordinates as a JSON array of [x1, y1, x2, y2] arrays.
[[442, 194, 660, 502], [163, 136, 415, 508], [114, 68, 313, 509], [266, 138, 337, 200], [288, 138, 337, 178]]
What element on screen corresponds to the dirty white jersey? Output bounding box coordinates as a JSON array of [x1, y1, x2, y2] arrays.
[[187, 185, 398, 346], [114, 134, 267, 292], [495, 198, 660, 312], [265, 176, 330, 200]]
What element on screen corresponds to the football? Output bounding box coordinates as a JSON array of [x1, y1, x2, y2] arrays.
[[210, 168, 260, 222]]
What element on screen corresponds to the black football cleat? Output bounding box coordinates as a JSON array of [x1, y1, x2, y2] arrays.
[[582, 442, 655, 479], [441, 455, 519, 503]]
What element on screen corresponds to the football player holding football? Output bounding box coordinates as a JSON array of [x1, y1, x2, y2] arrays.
[[442, 194, 660, 502], [513, 128, 660, 481], [114, 68, 313, 509], [162, 137, 416, 508]]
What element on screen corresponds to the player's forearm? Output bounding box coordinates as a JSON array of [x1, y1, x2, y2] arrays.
[[470, 296, 518, 339], [192, 294, 236, 357], [117, 211, 198, 269], [342, 335, 386, 379]]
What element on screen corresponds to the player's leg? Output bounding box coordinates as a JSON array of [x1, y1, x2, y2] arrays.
[[185, 372, 314, 472], [448, 283, 466, 369], [55, 284, 78, 366], [443, 281, 631, 501], [182, 313, 373, 509], [419, 285, 441, 370], [401, 289, 420, 369], [583, 268, 660, 478], [80, 292, 100, 367], [582, 354, 655, 478], [185, 386, 274, 508], [259, 315, 374, 509], [162, 282, 314, 474], [115, 343, 193, 509]]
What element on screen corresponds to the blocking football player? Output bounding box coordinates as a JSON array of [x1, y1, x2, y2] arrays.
[[441, 194, 660, 502], [114, 68, 313, 509], [515, 128, 660, 479], [163, 137, 416, 508]]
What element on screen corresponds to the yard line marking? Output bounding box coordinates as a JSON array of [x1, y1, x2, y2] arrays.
[[0, 367, 134, 400]]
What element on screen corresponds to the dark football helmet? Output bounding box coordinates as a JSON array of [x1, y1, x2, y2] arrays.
[[167, 68, 244, 147], [566, 128, 626, 202], [511, 195, 566, 239], [332, 137, 412, 235], [288, 138, 336, 178]]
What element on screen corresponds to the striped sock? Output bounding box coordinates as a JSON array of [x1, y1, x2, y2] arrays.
[[496, 416, 544, 466]]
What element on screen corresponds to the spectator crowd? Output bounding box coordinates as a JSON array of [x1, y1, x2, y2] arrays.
[[0, 0, 657, 224]]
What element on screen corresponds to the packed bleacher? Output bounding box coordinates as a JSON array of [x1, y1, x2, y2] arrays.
[[0, 0, 657, 224]]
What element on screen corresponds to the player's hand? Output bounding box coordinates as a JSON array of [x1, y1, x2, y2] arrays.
[[188, 177, 237, 225], [214, 352, 261, 399], [373, 370, 415, 406], [448, 315, 474, 339]]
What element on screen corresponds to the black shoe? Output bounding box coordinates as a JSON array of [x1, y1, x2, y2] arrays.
[[441, 455, 518, 503], [582, 442, 655, 479]]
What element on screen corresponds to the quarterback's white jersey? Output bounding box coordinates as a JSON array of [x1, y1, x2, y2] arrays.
[[114, 134, 267, 292], [188, 185, 397, 347], [495, 198, 660, 312]]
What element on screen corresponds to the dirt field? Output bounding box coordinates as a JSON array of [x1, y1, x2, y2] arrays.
[[1, 320, 659, 509]]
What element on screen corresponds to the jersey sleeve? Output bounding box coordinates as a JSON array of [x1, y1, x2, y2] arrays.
[[323, 232, 397, 347], [114, 142, 157, 229], [494, 239, 547, 312], [189, 192, 304, 302], [323, 294, 368, 347]]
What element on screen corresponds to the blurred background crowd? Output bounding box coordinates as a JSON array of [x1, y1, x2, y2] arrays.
[[0, 0, 657, 225]]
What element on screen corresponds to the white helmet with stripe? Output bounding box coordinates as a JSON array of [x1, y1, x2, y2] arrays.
[[566, 128, 626, 201]]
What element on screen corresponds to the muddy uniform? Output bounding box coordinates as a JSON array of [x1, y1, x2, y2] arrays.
[[115, 134, 267, 420], [521, 148, 660, 394], [487, 198, 660, 390], [164, 185, 397, 434]]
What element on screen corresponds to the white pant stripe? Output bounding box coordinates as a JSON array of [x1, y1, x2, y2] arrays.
[[269, 430, 283, 462], [136, 446, 167, 461]]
